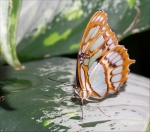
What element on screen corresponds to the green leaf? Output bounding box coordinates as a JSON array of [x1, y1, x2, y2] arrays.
[[0, 57, 149, 131], [0, 0, 24, 70], [16, 0, 150, 62]]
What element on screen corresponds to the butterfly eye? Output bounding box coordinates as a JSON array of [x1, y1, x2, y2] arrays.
[[73, 85, 78, 89]]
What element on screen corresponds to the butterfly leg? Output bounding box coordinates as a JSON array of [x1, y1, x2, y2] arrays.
[[74, 93, 80, 98], [85, 98, 110, 117], [57, 92, 80, 104], [56, 92, 73, 104]]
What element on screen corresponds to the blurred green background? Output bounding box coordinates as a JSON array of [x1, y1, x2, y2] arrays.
[[0, 0, 150, 78]]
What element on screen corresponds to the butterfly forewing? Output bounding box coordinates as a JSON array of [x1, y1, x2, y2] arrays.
[[77, 10, 135, 99], [79, 10, 118, 56]]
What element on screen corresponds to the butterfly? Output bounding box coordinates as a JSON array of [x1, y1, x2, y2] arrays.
[[48, 9, 135, 126], [72, 10, 135, 124]]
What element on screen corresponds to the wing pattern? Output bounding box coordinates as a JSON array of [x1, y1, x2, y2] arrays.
[[76, 10, 135, 99]]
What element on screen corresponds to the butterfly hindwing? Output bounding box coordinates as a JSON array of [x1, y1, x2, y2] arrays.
[[89, 45, 135, 98]]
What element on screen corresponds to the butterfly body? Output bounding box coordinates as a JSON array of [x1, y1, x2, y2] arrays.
[[74, 10, 135, 103]]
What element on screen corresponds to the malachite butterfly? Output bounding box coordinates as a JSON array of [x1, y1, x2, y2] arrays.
[[73, 9, 135, 124], [49, 9, 135, 126]]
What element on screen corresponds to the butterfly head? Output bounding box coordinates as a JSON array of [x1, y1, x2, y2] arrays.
[[73, 85, 78, 89], [73, 85, 84, 98], [73, 85, 80, 96]]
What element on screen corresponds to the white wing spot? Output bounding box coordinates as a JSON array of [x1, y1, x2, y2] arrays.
[[89, 63, 107, 97], [82, 42, 90, 53], [90, 35, 104, 51], [111, 74, 122, 82], [88, 61, 97, 75], [85, 28, 95, 43], [109, 52, 118, 62], [116, 59, 123, 66], [113, 82, 120, 90], [112, 55, 121, 64], [96, 16, 101, 21], [88, 49, 103, 67], [106, 51, 114, 59], [109, 44, 115, 49], [79, 50, 81, 55], [112, 66, 123, 74], [99, 17, 103, 21], [84, 26, 100, 43], [106, 31, 110, 36], [90, 26, 100, 39], [81, 67, 86, 89], [89, 63, 104, 82], [107, 38, 113, 45], [84, 58, 89, 66], [102, 26, 106, 30]]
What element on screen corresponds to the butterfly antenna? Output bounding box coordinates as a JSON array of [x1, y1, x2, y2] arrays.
[[48, 77, 76, 103], [48, 77, 75, 87]]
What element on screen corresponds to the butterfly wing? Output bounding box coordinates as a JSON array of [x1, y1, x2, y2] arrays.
[[76, 10, 135, 99], [88, 45, 135, 98]]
